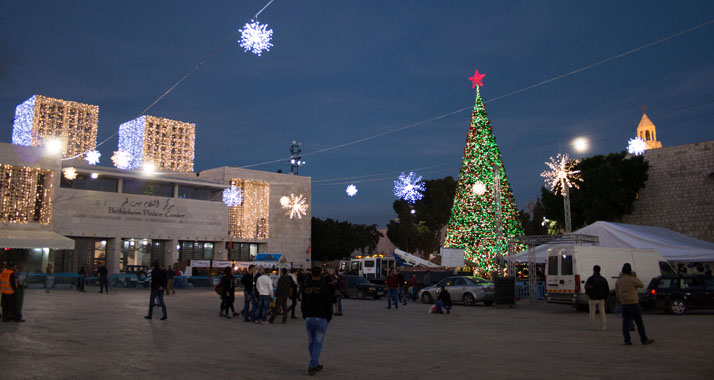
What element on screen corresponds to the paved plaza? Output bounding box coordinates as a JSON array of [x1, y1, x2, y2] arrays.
[[1, 288, 713, 379]]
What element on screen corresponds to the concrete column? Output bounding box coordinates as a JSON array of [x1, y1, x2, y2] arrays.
[[117, 178, 123, 193], [166, 239, 179, 267], [106, 237, 121, 275], [173, 183, 179, 198], [214, 241, 227, 260]]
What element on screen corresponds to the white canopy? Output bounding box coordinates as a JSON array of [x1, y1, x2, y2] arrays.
[[512, 221, 714, 263], [0, 229, 75, 249]]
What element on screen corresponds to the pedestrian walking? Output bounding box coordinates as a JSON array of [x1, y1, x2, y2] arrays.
[[255, 267, 273, 324], [615, 263, 653, 345], [334, 272, 345, 316], [435, 285, 452, 314], [297, 268, 305, 301], [1, 262, 24, 322], [77, 267, 86, 292], [397, 269, 407, 305], [386, 270, 399, 309], [97, 264, 109, 293], [301, 267, 332, 376], [585, 265, 609, 331], [44, 263, 53, 293], [269, 269, 292, 324], [144, 261, 167, 320], [410, 274, 418, 301], [219, 267, 235, 318], [242, 265, 255, 322], [286, 269, 299, 319], [166, 265, 176, 295]]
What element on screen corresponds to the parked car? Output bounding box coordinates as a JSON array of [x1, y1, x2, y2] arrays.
[[647, 275, 714, 315], [418, 276, 494, 306], [342, 275, 385, 300]]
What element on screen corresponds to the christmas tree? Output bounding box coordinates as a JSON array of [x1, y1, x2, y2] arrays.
[[444, 70, 524, 275]]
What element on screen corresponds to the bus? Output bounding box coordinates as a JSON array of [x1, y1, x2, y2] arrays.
[[342, 255, 397, 282]]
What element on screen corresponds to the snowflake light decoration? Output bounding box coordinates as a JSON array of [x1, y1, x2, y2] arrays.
[[85, 150, 101, 165], [472, 181, 487, 196], [627, 137, 647, 156], [63, 167, 78, 181], [238, 19, 273, 56], [280, 193, 309, 219], [393, 172, 426, 204], [540, 153, 582, 196], [222, 185, 244, 207], [346, 184, 358, 197], [111, 150, 132, 169]]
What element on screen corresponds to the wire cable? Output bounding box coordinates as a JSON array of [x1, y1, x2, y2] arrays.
[[240, 17, 714, 168], [62, 0, 278, 160]]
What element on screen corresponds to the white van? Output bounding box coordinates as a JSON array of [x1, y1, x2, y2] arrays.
[[545, 246, 675, 311]]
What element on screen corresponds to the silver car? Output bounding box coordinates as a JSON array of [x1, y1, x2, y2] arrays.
[[418, 276, 494, 306]]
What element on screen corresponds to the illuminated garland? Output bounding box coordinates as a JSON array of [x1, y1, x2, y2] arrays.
[[443, 86, 524, 275], [0, 163, 54, 224]]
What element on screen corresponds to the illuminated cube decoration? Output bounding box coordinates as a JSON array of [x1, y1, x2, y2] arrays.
[[227, 179, 270, 240], [0, 164, 54, 224], [118, 115, 195, 172], [12, 95, 99, 158]]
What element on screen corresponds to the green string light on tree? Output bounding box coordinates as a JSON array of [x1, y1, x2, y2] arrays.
[[444, 69, 524, 275]]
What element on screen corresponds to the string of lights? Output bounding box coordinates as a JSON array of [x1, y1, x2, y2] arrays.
[[61, 0, 278, 161], [240, 17, 714, 169]]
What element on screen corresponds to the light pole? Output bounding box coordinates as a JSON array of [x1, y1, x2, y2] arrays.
[[289, 140, 304, 175]]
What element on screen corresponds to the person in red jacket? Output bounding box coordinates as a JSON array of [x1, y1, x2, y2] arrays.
[[386, 270, 399, 310]]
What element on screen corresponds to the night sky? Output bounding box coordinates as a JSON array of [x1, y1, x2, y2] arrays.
[[2, 1, 714, 227]]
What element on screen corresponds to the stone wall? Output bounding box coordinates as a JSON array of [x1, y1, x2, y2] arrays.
[[621, 140, 714, 243]]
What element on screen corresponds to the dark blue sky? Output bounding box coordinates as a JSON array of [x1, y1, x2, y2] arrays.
[[2, 1, 714, 226]]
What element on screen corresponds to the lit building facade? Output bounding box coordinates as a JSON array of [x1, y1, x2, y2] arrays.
[[12, 95, 99, 158], [117, 115, 195, 172], [0, 142, 311, 274]]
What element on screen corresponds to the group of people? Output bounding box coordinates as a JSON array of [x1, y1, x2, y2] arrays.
[[214, 265, 335, 375], [585, 263, 655, 346]]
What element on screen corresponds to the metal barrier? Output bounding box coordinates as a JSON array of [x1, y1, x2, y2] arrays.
[[15, 273, 224, 290], [516, 281, 545, 300]]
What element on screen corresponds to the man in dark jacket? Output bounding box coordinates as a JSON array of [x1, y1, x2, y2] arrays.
[[301, 267, 332, 376], [241, 265, 255, 322], [269, 269, 292, 324], [386, 270, 399, 310], [584, 265, 609, 331], [436, 285, 452, 314], [144, 262, 167, 320], [97, 264, 109, 294]]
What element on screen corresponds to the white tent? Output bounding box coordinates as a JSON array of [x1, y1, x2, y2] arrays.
[[512, 221, 714, 263]]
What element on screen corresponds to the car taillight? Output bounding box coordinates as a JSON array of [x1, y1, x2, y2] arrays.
[[575, 275, 580, 292], [651, 289, 656, 295]]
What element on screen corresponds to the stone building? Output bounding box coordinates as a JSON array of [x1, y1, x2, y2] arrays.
[[0, 141, 312, 274], [621, 109, 714, 243]]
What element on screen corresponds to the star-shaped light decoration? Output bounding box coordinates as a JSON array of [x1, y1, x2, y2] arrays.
[[63, 167, 78, 181], [280, 193, 309, 219], [222, 185, 243, 207], [627, 137, 647, 156], [472, 181, 487, 196], [468, 69, 486, 88], [346, 184, 358, 197], [111, 150, 132, 169], [85, 150, 101, 165], [238, 19, 273, 56], [540, 153, 583, 196], [393, 172, 426, 204]]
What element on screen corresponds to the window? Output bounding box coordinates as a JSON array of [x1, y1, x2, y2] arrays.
[[177, 185, 221, 201], [61, 174, 118, 193], [561, 255, 573, 276], [363, 260, 375, 268], [657, 278, 675, 290], [682, 277, 705, 290], [704, 278, 714, 290], [451, 278, 466, 286], [659, 262, 675, 276], [548, 256, 558, 275], [645, 130, 651, 140], [123, 179, 173, 197]]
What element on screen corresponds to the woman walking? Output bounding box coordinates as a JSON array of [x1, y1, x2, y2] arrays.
[[219, 267, 235, 318]]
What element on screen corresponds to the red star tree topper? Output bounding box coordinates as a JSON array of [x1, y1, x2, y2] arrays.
[[469, 69, 485, 88]]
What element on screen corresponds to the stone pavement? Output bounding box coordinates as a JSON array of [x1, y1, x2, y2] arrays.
[[1, 289, 713, 379]]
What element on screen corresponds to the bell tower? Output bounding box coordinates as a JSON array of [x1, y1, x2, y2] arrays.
[[636, 105, 662, 150]]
